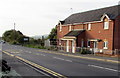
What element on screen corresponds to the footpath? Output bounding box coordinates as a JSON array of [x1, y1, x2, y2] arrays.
[[39, 49, 120, 64], [1, 53, 45, 77]]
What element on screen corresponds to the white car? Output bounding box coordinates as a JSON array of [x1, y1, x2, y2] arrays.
[[0, 40, 5, 44]]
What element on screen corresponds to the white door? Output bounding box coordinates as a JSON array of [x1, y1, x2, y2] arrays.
[[72, 40, 75, 53], [94, 42, 98, 53], [66, 40, 69, 52]]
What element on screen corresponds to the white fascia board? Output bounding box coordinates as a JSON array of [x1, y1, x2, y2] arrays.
[[101, 13, 110, 21]]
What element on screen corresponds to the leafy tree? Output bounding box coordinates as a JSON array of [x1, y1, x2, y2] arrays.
[[2, 30, 26, 44], [48, 26, 57, 39]]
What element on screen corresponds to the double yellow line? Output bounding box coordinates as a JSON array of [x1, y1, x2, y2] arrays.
[[2, 51, 67, 78], [38, 50, 120, 64]]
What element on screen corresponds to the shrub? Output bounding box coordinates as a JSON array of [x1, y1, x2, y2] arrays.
[[46, 46, 57, 51], [80, 48, 91, 54]]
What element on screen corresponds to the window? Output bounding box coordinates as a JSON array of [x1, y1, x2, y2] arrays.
[[104, 21, 109, 29], [60, 23, 62, 31], [69, 25, 72, 31], [87, 41, 90, 47], [103, 41, 108, 49], [88, 23, 91, 30]]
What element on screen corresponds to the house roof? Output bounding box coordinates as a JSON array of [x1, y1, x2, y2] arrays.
[[62, 5, 120, 25], [64, 30, 85, 37]]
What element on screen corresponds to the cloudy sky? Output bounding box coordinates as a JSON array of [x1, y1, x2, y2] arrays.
[[0, 0, 119, 37]]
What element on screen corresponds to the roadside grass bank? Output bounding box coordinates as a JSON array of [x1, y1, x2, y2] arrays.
[[23, 44, 46, 49]]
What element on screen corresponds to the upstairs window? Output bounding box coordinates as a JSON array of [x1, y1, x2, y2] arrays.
[[88, 23, 91, 30], [69, 25, 72, 31], [59, 23, 62, 32], [104, 21, 109, 29]]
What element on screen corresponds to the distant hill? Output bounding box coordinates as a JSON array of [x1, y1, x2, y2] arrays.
[[31, 34, 48, 39]]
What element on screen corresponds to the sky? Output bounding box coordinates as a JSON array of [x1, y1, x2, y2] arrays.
[[0, 0, 119, 37]]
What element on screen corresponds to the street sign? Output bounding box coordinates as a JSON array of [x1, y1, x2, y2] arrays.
[[23, 37, 29, 42]]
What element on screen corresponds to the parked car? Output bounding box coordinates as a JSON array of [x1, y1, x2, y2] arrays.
[[0, 40, 5, 44]]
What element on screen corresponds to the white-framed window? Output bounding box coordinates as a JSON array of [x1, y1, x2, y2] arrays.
[[88, 23, 91, 30], [87, 41, 90, 47], [60, 25, 62, 32], [59, 22, 62, 32], [103, 41, 108, 49], [69, 25, 72, 31], [104, 21, 109, 29]]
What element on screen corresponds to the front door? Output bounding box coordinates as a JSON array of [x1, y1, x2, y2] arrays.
[[66, 40, 69, 52], [93, 42, 98, 53], [72, 40, 75, 53]]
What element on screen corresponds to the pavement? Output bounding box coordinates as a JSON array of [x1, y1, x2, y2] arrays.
[[0, 47, 50, 78], [1, 43, 120, 78], [36, 49, 120, 63]]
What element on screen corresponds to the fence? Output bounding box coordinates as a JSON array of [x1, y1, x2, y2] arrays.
[[56, 46, 120, 55]]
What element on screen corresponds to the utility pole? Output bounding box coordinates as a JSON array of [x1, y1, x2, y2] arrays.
[[14, 23, 16, 42], [14, 23, 16, 30], [70, 8, 73, 14]]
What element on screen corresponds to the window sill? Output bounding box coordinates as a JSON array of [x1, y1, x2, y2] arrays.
[[103, 47, 108, 49], [104, 28, 109, 30]]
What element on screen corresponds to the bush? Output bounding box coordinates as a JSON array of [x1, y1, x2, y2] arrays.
[[24, 44, 46, 49], [46, 46, 57, 51], [10, 41, 19, 45], [80, 48, 91, 54]]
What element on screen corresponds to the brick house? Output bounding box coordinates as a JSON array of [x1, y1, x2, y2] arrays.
[[57, 5, 120, 54]]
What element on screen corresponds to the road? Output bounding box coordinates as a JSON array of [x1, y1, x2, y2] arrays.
[[1, 43, 120, 78]]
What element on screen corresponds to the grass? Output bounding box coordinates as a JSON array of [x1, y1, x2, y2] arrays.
[[23, 44, 46, 49]]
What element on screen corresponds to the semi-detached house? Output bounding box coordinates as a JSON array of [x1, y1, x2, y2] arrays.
[[57, 5, 120, 54]]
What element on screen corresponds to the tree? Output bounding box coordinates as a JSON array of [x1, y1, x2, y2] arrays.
[[2, 30, 26, 44], [48, 26, 57, 39]]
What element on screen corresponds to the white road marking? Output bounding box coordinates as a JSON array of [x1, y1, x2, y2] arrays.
[[29, 52, 31, 53], [53, 57, 72, 62], [16, 54, 21, 56], [36, 53, 39, 55], [53, 57, 64, 60], [40, 54, 46, 56], [10, 52, 19, 53], [88, 64, 119, 72], [25, 51, 29, 53], [65, 60, 72, 62]]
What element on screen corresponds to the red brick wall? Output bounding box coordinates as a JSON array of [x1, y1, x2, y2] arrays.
[[85, 20, 114, 50], [57, 24, 84, 40], [73, 24, 84, 30], [113, 15, 120, 50], [57, 19, 114, 50], [77, 32, 85, 47], [57, 25, 69, 39]]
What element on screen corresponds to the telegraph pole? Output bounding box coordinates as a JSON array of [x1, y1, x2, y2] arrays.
[[14, 23, 16, 42], [70, 8, 73, 14], [14, 23, 16, 30]]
